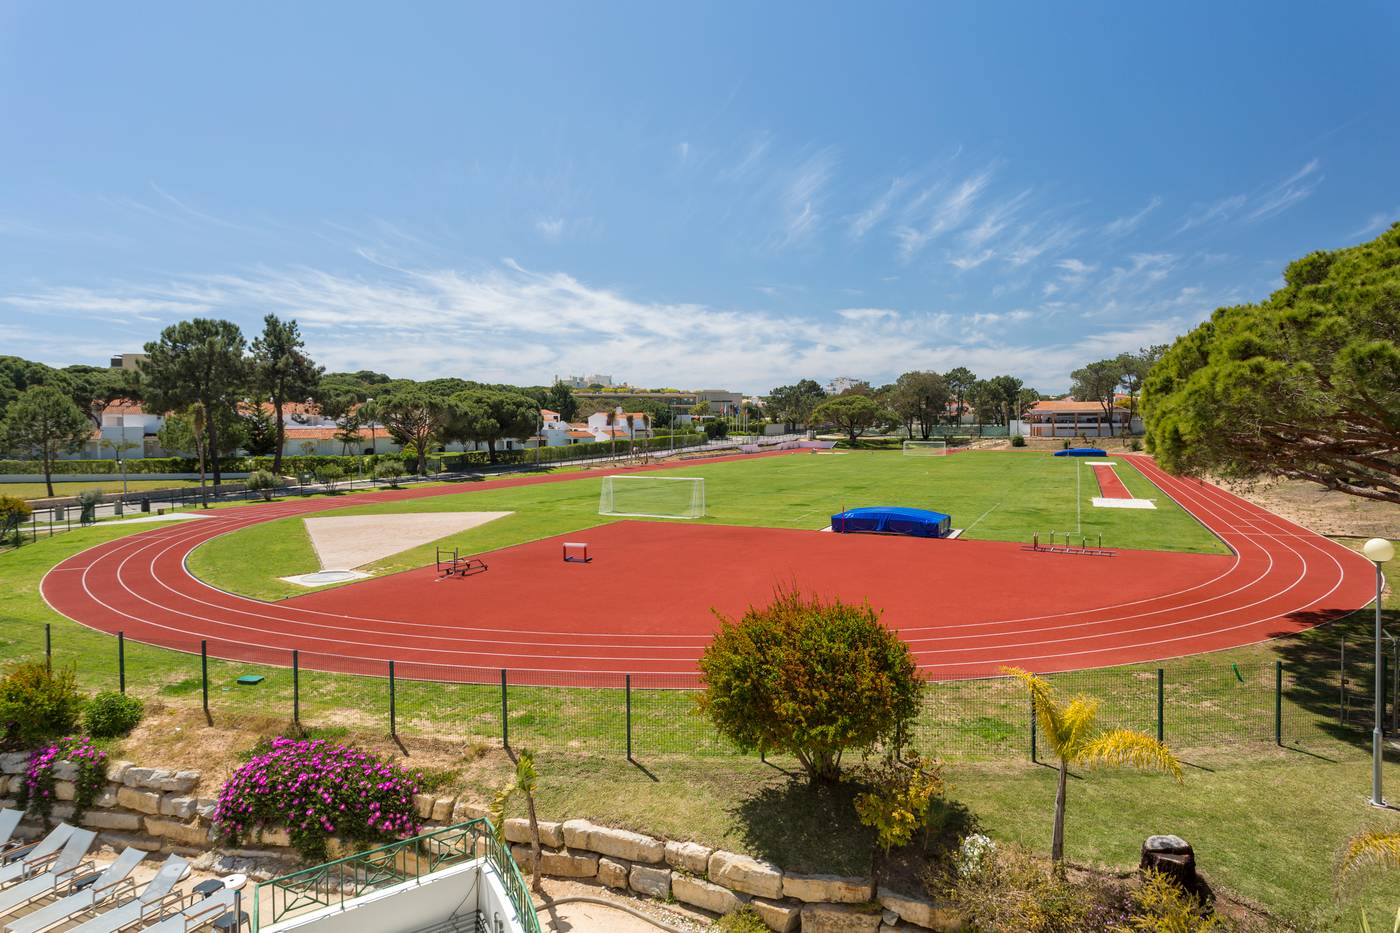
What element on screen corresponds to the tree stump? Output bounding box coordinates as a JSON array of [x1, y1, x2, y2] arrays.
[[1139, 834, 1202, 894]]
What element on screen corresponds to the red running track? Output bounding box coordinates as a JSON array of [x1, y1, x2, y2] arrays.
[[41, 452, 1378, 684], [1091, 462, 1132, 499]]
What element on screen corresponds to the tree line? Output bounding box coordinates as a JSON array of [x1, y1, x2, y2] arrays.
[[0, 316, 593, 495], [766, 370, 1043, 445]]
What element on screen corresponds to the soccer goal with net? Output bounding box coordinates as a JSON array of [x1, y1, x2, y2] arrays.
[[598, 476, 706, 519], [902, 440, 948, 457]]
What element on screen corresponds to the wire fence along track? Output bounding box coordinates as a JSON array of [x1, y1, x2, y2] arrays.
[[27, 624, 1398, 763]]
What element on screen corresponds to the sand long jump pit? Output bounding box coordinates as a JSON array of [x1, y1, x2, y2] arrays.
[[279, 511, 512, 585]]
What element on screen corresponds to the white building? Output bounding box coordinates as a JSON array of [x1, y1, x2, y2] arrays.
[[585, 407, 652, 443]]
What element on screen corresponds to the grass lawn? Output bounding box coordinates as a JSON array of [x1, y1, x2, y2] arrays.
[[189, 450, 1229, 601], [1, 478, 205, 500]]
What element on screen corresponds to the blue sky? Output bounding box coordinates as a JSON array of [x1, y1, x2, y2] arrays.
[[1, 2, 1397, 394]]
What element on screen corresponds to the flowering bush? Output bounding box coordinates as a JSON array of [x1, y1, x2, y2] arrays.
[[18, 736, 108, 822], [213, 737, 424, 861]]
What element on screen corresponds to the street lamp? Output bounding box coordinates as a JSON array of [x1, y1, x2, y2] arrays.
[[1363, 536, 1395, 808]]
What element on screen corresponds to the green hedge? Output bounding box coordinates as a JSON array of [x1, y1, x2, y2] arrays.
[[1, 434, 710, 478], [437, 433, 707, 471], [0, 457, 246, 475]]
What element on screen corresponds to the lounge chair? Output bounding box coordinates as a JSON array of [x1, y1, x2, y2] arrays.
[[0, 812, 21, 858], [0, 826, 75, 885], [2, 847, 146, 933], [64, 855, 190, 933], [140, 889, 236, 933], [0, 828, 96, 914]]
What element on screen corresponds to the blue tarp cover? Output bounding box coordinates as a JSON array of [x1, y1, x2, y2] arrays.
[[1053, 447, 1107, 457], [830, 506, 952, 538]]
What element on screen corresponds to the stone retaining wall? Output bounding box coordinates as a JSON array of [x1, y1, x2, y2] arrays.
[[0, 752, 961, 931]]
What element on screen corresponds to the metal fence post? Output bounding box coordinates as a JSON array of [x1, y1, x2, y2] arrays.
[[500, 669, 509, 751], [625, 675, 633, 761], [1156, 668, 1164, 743], [292, 650, 300, 728], [1274, 660, 1283, 746], [1030, 695, 1038, 763], [118, 632, 125, 694], [201, 641, 209, 723], [386, 658, 397, 739], [388, 661, 397, 738], [44, 623, 51, 673]]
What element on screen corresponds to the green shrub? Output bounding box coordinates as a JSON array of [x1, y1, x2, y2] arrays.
[[245, 469, 281, 501], [0, 662, 85, 749], [373, 461, 407, 487], [698, 589, 923, 782], [1130, 437, 1143, 451], [1062, 438, 1072, 449], [714, 908, 769, 933], [75, 488, 103, 524], [314, 464, 345, 492], [0, 495, 29, 545], [1011, 434, 1027, 447], [84, 691, 144, 738], [942, 842, 1127, 932], [1122, 870, 1223, 931]]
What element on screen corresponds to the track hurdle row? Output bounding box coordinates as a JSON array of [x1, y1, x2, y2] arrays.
[[1028, 531, 1114, 557]]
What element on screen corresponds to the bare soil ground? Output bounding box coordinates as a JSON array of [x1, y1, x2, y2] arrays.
[[1215, 475, 1399, 539]]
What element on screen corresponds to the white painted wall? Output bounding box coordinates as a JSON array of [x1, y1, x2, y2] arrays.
[[262, 859, 529, 933]]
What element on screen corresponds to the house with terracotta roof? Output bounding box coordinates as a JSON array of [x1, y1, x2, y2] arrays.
[[1023, 398, 1134, 437]]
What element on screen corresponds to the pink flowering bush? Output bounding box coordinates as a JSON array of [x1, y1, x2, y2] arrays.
[[213, 737, 424, 861], [18, 736, 108, 822]]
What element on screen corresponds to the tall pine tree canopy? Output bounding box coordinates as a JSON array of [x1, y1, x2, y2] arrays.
[[1142, 224, 1400, 504]]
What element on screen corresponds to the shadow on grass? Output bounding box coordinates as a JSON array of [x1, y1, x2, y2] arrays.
[[728, 773, 976, 885], [1272, 604, 1400, 752]]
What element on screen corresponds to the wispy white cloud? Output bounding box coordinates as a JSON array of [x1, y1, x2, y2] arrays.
[[848, 175, 912, 239], [1244, 158, 1323, 222], [0, 253, 1208, 392], [775, 147, 838, 247], [894, 167, 995, 260], [836, 307, 900, 322], [1103, 196, 1162, 237], [1348, 211, 1397, 240], [1177, 194, 1246, 233], [535, 217, 566, 240]]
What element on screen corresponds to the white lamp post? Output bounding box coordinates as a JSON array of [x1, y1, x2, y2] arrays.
[[1363, 537, 1395, 808]]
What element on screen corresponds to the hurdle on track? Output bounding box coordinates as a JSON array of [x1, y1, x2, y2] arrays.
[[562, 541, 592, 564], [436, 546, 488, 577], [1028, 531, 1114, 557]]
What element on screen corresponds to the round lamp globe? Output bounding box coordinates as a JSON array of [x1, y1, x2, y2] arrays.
[[1362, 538, 1395, 564]]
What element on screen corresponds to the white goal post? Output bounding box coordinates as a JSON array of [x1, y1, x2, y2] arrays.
[[598, 475, 706, 519], [902, 440, 948, 457]]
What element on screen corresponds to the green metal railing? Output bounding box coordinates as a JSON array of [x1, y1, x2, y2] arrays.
[[252, 818, 541, 933]]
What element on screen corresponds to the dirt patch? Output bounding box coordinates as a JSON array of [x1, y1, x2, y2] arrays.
[[1214, 475, 1399, 538], [534, 878, 711, 932]]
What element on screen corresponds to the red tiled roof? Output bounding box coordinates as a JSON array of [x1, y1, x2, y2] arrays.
[[283, 427, 372, 441]]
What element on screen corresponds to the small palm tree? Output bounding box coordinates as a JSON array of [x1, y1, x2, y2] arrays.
[[1342, 832, 1400, 878], [1002, 666, 1183, 865], [491, 749, 544, 894], [1339, 831, 1400, 932]]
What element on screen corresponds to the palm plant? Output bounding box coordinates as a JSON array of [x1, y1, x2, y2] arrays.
[[1339, 832, 1400, 932], [1002, 666, 1183, 865], [491, 749, 544, 893]]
